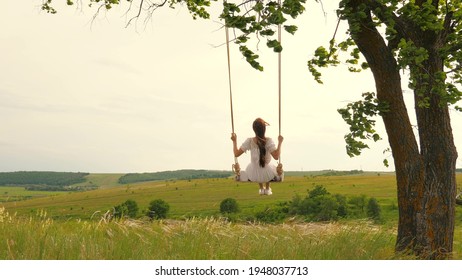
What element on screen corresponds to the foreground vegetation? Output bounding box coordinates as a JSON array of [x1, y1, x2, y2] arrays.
[[0, 207, 396, 259], [1, 208, 461, 260], [1, 172, 461, 259]]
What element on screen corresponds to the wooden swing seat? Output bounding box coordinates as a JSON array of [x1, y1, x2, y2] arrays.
[[234, 170, 284, 182]]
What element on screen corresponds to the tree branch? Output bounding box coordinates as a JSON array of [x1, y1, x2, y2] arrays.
[[439, 9, 454, 45], [125, 0, 169, 28], [126, 0, 146, 28], [365, 0, 412, 49]]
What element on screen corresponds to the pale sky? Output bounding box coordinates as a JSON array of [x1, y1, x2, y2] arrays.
[[1, 1, 461, 173]]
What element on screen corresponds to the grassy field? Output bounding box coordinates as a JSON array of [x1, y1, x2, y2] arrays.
[[1, 209, 461, 260], [83, 173, 124, 189], [0, 211, 398, 259], [0, 186, 68, 203], [1, 173, 401, 220], [1, 172, 462, 260], [0, 172, 123, 204]]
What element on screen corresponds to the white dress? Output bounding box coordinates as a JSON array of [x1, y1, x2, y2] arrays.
[[240, 137, 278, 183]]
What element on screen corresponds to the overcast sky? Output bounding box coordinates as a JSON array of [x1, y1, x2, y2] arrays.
[[1, 1, 461, 173]]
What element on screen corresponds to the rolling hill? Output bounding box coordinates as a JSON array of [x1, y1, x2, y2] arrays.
[[1, 172, 402, 220]]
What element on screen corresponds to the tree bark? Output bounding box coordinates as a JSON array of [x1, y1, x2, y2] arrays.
[[343, 0, 458, 259], [411, 42, 458, 258]]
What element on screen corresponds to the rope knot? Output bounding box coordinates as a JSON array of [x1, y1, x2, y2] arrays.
[[276, 163, 283, 176], [232, 162, 241, 176]]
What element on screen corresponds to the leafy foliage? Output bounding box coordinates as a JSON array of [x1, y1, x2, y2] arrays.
[[147, 199, 170, 220], [118, 170, 232, 184], [0, 171, 89, 186], [221, 0, 306, 70], [337, 92, 389, 157], [41, 0, 307, 71], [290, 185, 344, 221], [289, 185, 381, 222], [113, 199, 139, 219], [219, 197, 240, 214], [39, 1, 462, 161], [254, 202, 289, 223], [347, 194, 367, 217], [367, 197, 382, 222], [307, 0, 462, 160]]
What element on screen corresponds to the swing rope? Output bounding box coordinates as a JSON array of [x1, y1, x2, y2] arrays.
[[225, 1, 283, 177], [276, 9, 283, 176], [225, 24, 241, 176], [225, 25, 235, 136]]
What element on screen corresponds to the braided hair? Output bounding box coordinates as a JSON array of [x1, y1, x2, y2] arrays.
[[253, 118, 268, 168]]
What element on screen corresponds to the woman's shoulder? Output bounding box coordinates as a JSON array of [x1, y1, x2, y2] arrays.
[[240, 137, 253, 150], [265, 137, 276, 148]]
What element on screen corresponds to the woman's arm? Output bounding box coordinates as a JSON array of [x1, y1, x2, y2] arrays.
[[231, 133, 244, 157], [271, 135, 284, 160]]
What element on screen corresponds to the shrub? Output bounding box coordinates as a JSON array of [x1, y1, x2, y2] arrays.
[[367, 197, 382, 222], [334, 194, 348, 218], [313, 195, 339, 221], [220, 198, 240, 214], [290, 185, 341, 221], [308, 185, 330, 198], [113, 199, 139, 219], [255, 202, 289, 223], [286, 184, 386, 223], [288, 194, 303, 215], [147, 199, 170, 220], [348, 195, 368, 217]]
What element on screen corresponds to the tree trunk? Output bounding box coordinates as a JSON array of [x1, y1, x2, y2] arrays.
[[411, 43, 458, 258], [344, 0, 458, 259]]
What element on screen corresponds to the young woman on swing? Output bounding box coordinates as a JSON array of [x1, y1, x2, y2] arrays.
[[231, 118, 284, 195]]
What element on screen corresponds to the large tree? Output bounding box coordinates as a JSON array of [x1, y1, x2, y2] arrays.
[[41, 0, 461, 259], [311, 0, 461, 259]]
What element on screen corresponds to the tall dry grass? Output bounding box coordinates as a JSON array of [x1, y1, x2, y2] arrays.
[[0, 206, 401, 260]]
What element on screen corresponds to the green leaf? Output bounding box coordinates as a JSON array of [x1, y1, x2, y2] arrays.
[[284, 25, 298, 35], [338, 92, 386, 157], [267, 39, 282, 53], [260, 29, 275, 36]]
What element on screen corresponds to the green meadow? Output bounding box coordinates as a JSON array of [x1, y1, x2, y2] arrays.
[[2, 172, 400, 220], [0, 212, 399, 259], [0, 186, 68, 203], [1, 172, 462, 259]]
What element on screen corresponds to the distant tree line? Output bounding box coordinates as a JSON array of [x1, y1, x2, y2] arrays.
[[24, 183, 98, 192], [318, 170, 364, 177], [0, 171, 89, 186], [118, 170, 233, 184]]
